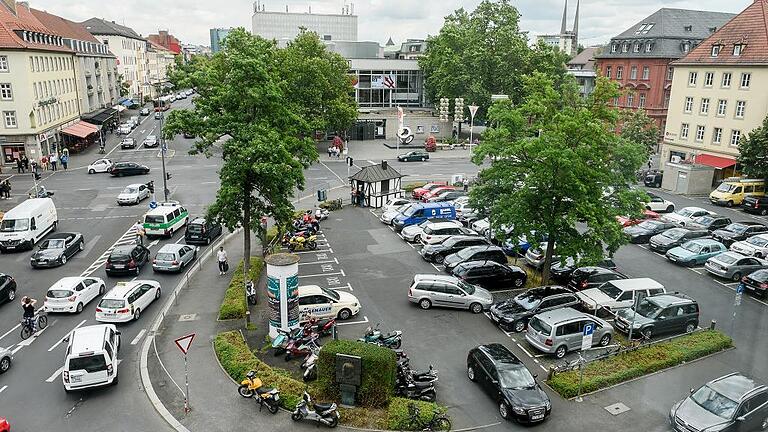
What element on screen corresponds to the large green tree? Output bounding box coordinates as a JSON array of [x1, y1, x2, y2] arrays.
[[737, 115, 768, 181], [419, 0, 570, 120], [471, 75, 647, 283], [619, 108, 660, 155], [163, 28, 356, 305]]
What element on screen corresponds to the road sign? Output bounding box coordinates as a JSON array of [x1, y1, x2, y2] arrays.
[[149, 201, 158, 209], [581, 323, 594, 351], [736, 283, 745, 294], [174, 333, 195, 355]]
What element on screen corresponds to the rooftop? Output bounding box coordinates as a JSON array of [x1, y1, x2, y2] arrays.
[[0, 1, 73, 52], [350, 162, 403, 182], [80, 17, 143, 40]]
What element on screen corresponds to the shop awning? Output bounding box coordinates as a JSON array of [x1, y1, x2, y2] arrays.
[[81, 108, 118, 125], [60, 121, 99, 139], [695, 154, 737, 169], [120, 99, 135, 106], [112, 104, 127, 112]]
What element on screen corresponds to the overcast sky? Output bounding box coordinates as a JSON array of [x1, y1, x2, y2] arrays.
[[30, 0, 751, 47]]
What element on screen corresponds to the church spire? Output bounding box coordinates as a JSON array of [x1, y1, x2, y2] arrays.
[[560, 0, 568, 35], [573, 0, 580, 38]]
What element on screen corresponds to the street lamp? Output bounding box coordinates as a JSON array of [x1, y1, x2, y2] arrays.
[[158, 112, 170, 202]]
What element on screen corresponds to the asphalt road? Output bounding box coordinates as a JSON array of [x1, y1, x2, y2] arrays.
[[0, 97, 224, 431]]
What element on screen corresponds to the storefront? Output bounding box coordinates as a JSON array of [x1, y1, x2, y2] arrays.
[[59, 121, 101, 153], [0, 140, 26, 165]]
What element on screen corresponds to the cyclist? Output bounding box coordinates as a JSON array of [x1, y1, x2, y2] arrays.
[[21, 296, 37, 332]]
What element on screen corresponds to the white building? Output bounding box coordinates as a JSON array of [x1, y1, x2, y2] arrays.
[[251, 1, 357, 43], [147, 41, 175, 98]]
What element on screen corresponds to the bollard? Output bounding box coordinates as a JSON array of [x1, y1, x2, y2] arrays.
[[710, 320, 717, 330], [548, 365, 555, 381], [332, 323, 338, 341]]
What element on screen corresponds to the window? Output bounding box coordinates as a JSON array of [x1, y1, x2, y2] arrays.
[[3, 111, 16, 128], [735, 101, 746, 118], [717, 99, 727, 116], [684, 97, 693, 113], [0, 83, 11, 100], [740, 73, 751, 88], [688, 71, 697, 86], [733, 44, 744, 56], [730, 130, 741, 146], [616, 66, 623, 79], [680, 123, 689, 139], [663, 91, 670, 108], [713, 127, 722, 144], [704, 72, 714, 87], [722, 72, 732, 87], [682, 42, 691, 53], [711, 45, 720, 57], [622, 42, 628, 53], [605, 66, 612, 78], [612, 96, 619, 106], [639, 93, 646, 108], [642, 23, 654, 34], [0, 55, 7, 72], [667, 67, 674, 80], [642, 66, 650, 80], [645, 42, 653, 52], [633, 43, 640, 53], [700, 98, 709, 115], [684, 25, 693, 32], [695, 125, 705, 142], [630, 66, 637, 80], [627, 93, 634, 107], [611, 44, 617, 53]]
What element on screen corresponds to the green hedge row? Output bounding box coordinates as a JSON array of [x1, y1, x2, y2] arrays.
[[218, 257, 264, 320], [548, 330, 733, 398], [387, 397, 449, 431], [213, 331, 305, 409], [316, 339, 396, 408], [403, 182, 427, 193]]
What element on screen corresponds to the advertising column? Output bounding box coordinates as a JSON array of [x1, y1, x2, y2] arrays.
[[265, 253, 300, 339]]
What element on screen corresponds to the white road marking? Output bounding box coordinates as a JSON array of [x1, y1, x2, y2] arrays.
[[148, 239, 160, 248], [0, 385, 7, 393], [0, 324, 20, 343], [131, 329, 147, 345], [45, 366, 64, 382], [299, 271, 344, 279], [516, 343, 535, 359], [298, 259, 338, 266], [336, 316, 369, 326], [48, 320, 87, 352], [292, 249, 332, 254], [331, 283, 353, 291], [367, 160, 376, 165]]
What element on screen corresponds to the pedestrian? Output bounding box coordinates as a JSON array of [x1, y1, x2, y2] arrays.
[[41, 155, 48, 171], [49, 153, 57, 172], [60, 153, 68, 171], [462, 178, 469, 192], [217, 246, 228, 275], [133, 220, 145, 245], [327, 146, 333, 158], [15, 158, 23, 174], [30, 159, 37, 175], [647, 157, 652, 171], [21, 155, 29, 171], [0, 180, 10, 199]]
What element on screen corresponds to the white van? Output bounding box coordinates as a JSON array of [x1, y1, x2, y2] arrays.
[[143, 202, 189, 237], [0, 198, 57, 252], [576, 277, 666, 315], [62, 324, 120, 392]]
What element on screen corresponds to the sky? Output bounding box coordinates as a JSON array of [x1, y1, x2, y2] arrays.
[[29, 0, 753, 47]]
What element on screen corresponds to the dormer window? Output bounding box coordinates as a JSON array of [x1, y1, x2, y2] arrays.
[[645, 42, 653, 52], [711, 45, 721, 57], [733, 44, 745, 56], [633, 42, 640, 53], [682, 42, 691, 53], [709, 27, 717, 33], [611, 43, 617, 53], [684, 25, 693, 32], [622, 42, 629, 53]]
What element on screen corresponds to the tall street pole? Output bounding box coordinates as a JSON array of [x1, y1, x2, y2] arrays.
[[159, 112, 169, 202], [468, 105, 479, 155]]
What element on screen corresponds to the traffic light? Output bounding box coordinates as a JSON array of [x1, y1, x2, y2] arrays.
[[347, 156, 353, 167], [166, 172, 172, 180], [147, 181, 155, 194]]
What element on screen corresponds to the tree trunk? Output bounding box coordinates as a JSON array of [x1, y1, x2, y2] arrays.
[[541, 235, 555, 285], [243, 192, 252, 322]]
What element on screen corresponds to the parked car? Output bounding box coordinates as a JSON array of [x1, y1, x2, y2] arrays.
[[648, 227, 711, 254], [298, 284, 361, 322], [613, 292, 699, 338], [397, 150, 429, 162], [662, 207, 715, 226], [644, 192, 675, 213], [456, 203, 482, 226], [420, 235, 489, 263], [402, 219, 462, 243], [392, 202, 456, 231], [411, 182, 447, 200], [489, 286, 579, 332], [502, 233, 544, 257], [426, 190, 467, 203], [567, 267, 627, 291], [43, 276, 105, 314], [709, 178, 765, 207], [525, 307, 614, 358], [184, 217, 223, 245], [616, 209, 660, 227], [686, 214, 733, 232], [116, 183, 150, 206], [452, 261, 527, 290], [421, 223, 477, 245], [30, 232, 85, 268], [666, 239, 727, 266], [152, 244, 198, 273], [467, 344, 551, 424], [705, 251, 768, 281], [644, 171, 663, 188], [471, 218, 491, 236], [712, 222, 768, 247], [524, 242, 559, 269], [669, 373, 768, 432], [140, 107, 151, 116], [382, 198, 410, 214], [730, 234, 768, 258], [443, 245, 507, 273], [109, 162, 150, 177], [0, 273, 17, 304], [142, 135, 159, 148], [623, 220, 680, 244], [741, 269, 768, 297], [549, 257, 617, 284], [87, 158, 113, 174], [120, 138, 136, 149], [742, 195, 768, 216], [381, 203, 412, 225], [408, 274, 494, 314], [421, 186, 455, 202], [105, 244, 150, 276], [576, 277, 666, 316]]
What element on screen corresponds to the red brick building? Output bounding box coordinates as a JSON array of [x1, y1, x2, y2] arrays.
[[147, 30, 181, 55], [595, 8, 735, 136]]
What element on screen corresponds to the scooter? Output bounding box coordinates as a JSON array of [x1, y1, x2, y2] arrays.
[[304, 316, 336, 337], [237, 371, 280, 414], [398, 361, 438, 384], [394, 374, 436, 402], [315, 208, 330, 221], [246, 281, 257, 305], [285, 335, 319, 361], [301, 344, 320, 382], [288, 234, 318, 252], [272, 327, 304, 356], [359, 324, 402, 349], [291, 390, 339, 428]]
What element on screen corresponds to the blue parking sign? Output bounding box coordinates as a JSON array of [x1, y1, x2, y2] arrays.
[[583, 323, 595, 336], [736, 283, 745, 294], [149, 201, 158, 209]]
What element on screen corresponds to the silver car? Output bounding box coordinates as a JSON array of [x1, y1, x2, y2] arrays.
[[381, 203, 412, 225], [0, 346, 12, 374], [152, 244, 198, 273], [525, 307, 614, 359], [407, 274, 494, 314], [525, 242, 559, 270], [401, 219, 461, 242], [704, 251, 768, 281]]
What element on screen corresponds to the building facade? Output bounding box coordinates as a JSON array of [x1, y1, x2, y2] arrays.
[[147, 30, 181, 55], [147, 41, 175, 98], [567, 46, 601, 98], [210, 27, 233, 53], [251, 5, 357, 43], [596, 8, 735, 135], [661, 0, 768, 186], [535, 0, 579, 56]]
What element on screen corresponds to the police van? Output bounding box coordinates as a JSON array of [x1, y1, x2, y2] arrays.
[[142, 202, 189, 237]]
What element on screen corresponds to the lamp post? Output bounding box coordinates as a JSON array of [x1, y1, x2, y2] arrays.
[[158, 112, 169, 201], [468, 104, 479, 153]]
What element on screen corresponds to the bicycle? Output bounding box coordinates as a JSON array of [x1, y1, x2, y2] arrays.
[[398, 403, 451, 431], [20, 309, 48, 340]]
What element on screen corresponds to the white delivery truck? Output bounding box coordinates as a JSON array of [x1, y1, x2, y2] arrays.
[[0, 198, 58, 252]]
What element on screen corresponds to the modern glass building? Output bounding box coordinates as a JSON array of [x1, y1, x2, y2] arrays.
[[349, 59, 425, 108], [210, 28, 233, 53]]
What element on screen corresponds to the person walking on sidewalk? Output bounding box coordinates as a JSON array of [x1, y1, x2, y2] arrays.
[[217, 246, 228, 275], [21, 155, 29, 171], [15, 158, 23, 174], [60, 153, 69, 171], [49, 153, 58, 172], [462, 178, 469, 192]]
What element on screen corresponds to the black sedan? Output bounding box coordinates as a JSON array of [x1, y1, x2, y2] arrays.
[[452, 260, 527, 290], [742, 269, 768, 297], [0, 273, 16, 304], [648, 227, 710, 254], [109, 162, 150, 177], [105, 244, 150, 276], [549, 257, 617, 284], [420, 235, 489, 264], [468, 344, 551, 424], [488, 286, 579, 332], [567, 266, 627, 291], [686, 215, 732, 232], [397, 150, 429, 162], [623, 220, 679, 244], [712, 222, 768, 247], [30, 232, 84, 268]]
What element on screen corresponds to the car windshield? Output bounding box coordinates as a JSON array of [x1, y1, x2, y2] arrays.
[[661, 229, 686, 240], [458, 279, 476, 295], [145, 215, 165, 224], [677, 209, 695, 217], [635, 298, 662, 318], [423, 226, 439, 235], [68, 355, 107, 373], [694, 216, 714, 226], [747, 237, 768, 247], [156, 252, 176, 261], [637, 221, 661, 230], [715, 183, 737, 193], [690, 385, 738, 419], [123, 186, 138, 194], [396, 203, 412, 213], [0, 218, 29, 232], [47, 289, 73, 298], [514, 291, 543, 311], [321, 287, 341, 300], [403, 206, 419, 217], [725, 224, 749, 234], [41, 239, 66, 249], [498, 366, 536, 389], [98, 299, 125, 309], [716, 254, 738, 264], [597, 283, 623, 299], [681, 242, 704, 254]]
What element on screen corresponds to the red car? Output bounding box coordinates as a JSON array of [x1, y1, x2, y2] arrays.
[[616, 209, 660, 227], [411, 182, 446, 199], [0, 417, 9, 432], [421, 186, 455, 202]]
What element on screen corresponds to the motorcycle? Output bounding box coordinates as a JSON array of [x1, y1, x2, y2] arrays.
[[301, 343, 320, 382], [315, 208, 330, 221], [359, 324, 402, 349], [246, 281, 257, 305], [29, 186, 54, 199], [285, 334, 319, 361], [237, 371, 280, 414], [394, 374, 437, 402], [398, 361, 438, 384], [291, 390, 339, 428], [271, 327, 304, 356], [304, 316, 336, 337], [288, 233, 318, 252]]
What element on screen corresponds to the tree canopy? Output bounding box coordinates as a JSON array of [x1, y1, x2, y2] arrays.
[[737, 115, 768, 181], [619, 109, 659, 155], [470, 75, 647, 282]]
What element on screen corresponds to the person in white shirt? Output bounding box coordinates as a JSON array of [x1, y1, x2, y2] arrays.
[[217, 247, 228, 275], [134, 220, 145, 245]]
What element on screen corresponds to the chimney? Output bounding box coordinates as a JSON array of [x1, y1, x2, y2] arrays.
[[381, 160, 388, 170], [1, 0, 17, 15]]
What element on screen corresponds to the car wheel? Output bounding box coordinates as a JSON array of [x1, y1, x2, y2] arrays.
[[133, 308, 141, 320], [467, 365, 476, 381], [514, 278, 525, 288], [756, 253, 764, 259], [513, 320, 526, 333], [499, 402, 511, 420], [76, 302, 83, 314], [731, 272, 742, 282], [419, 299, 432, 310], [434, 255, 445, 264], [7, 289, 15, 302], [413, 234, 421, 243], [60, 254, 67, 265], [761, 208, 768, 216], [554, 345, 567, 359], [0, 356, 10, 373], [726, 201, 733, 208], [599, 333, 611, 346], [470, 302, 483, 314], [421, 157, 426, 162], [88, 169, 95, 174], [155, 288, 161, 299], [685, 322, 696, 333], [337, 308, 352, 320], [79, 241, 84, 251], [641, 327, 653, 339], [666, 205, 674, 213]]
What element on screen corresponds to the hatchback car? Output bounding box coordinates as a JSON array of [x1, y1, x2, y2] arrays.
[[109, 162, 150, 177], [408, 274, 493, 313], [644, 192, 675, 213], [421, 223, 477, 245], [614, 293, 699, 338], [105, 244, 150, 276], [152, 244, 198, 272], [95, 280, 161, 322], [524, 307, 614, 358], [443, 245, 507, 273], [397, 150, 429, 162], [686, 214, 732, 232], [142, 135, 159, 148], [426, 190, 467, 203], [382, 198, 411, 214], [87, 158, 113, 174], [524, 242, 559, 269], [411, 182, 447, 200], [421, 186, 455, 202], [730, 234, 768, 258], [705, 251, 768, 281], [624, 220, 680, 244], [712, 222, 768, 247], [467, 344, 551, 424], [44, 276, 106, 314], [184, 217, 223, 245], [663, 207, 715, 226], [567, 267, 627, 291], [116, 183, 150, 206], [576, 277, 666, 316], [489, 286, 579, 332], [669, 372, 768, 432], [0, 273, 16, 304], [616, 209, 660, 227], [644, 171, 663, 188], [120, 138, 136, 149], [452, 260, 527, 290], [549, 257, 617, 284], [648, 227, 710, 254], [298, 284, 360, 321], [402, 219, 461, 243], [666, 239, 727, 266], [30, 232, 84, 268], [743, 195, 768, 216], [420, 235, 489, 263], [742, 269, 768, 297]]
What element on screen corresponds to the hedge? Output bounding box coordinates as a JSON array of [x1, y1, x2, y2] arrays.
[[316, 340, 396, 408], [218, 257, 264, 320], [403, 182, 427, 193], [214, 331, 305, 409], [548, 330, 733, 398], [387, 397, 449, 431]]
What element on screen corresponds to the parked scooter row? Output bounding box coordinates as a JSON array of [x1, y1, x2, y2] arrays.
[[358, 323, 402, 349], [394, 351, 439, 402]]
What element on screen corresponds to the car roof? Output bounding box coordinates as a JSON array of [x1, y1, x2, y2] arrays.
[[103, 280, 152, 299], [680, 206, 708, 212], [477, 343, 521, 364], [190, 217, 207, 224], [70, 325, 115, 354], [111, 245, 138, 254], [532, 307, 590, 325], [158, 244, 186, 252], [730, 221, 765, 227], [646, 292, 695, 307], [574, 266, 616, 275], [689, 238, 724, 246], [49, 277, 87, 290], [298, 285, 324, 295], [426, 221, 462, 229], [709, 374, 763, 402], [456, 260, 504, 269], [520, 285, 571, 299], [45, 232, 77, 240], [413, 274, 458, 284], [444, 236, 486, 245], [603, 277, 663, 291]]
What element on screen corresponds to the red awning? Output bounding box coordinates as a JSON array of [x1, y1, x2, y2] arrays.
[[695, 153, 737, 169], [60, 121, 99, 138]]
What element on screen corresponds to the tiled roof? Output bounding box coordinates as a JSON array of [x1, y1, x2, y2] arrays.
[[0, 2, 73, 52], [30, 8, 99, 43], [568, 46, 602, 70], [80, 17, 143, 40], [350, 163, 403, 182], [674, 0, 768, 65]]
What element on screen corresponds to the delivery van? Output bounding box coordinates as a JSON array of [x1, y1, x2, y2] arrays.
[[0, 198, 58, 252], [710, 178, 765, 207], [392, 202, 456, 232]]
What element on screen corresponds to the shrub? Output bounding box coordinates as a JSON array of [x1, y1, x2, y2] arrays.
[[218, 257, 264, 320], [316, 340, 396, 408], [548, 330, 733, 398], [214, 331, 305, 409], [403, 182, 427, 193], [387, 397, 449, 431], [266, 226, 280, 244]]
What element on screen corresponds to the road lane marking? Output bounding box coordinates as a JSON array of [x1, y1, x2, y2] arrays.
[[48, 320, 87, 352], [289, 248, 332, 254], [336, 316, 369, 326], [299, 271, 344, 279], [0, 385, 6, 393], [516, 343, 535, 359], [298, 259, 338, 266], [0, 323, 20, 343], [46, 366, 64, 382], [131, 329, 147, 345]]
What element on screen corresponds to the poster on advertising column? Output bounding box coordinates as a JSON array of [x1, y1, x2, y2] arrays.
[[286, 274, 299, 326], [267, 275, 280, 327]]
